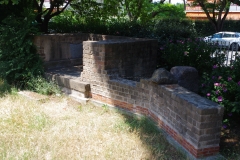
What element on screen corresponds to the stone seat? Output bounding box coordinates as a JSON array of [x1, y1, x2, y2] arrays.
[[44, 65, 91, 98]]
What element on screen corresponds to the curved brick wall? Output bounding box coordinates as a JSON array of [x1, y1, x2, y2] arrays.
[[81, 40, 224, 159]]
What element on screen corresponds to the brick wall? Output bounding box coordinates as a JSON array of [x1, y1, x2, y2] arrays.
[[81, 40, 157, 81], [33, 33, 144, 69], [81, 40, 224, 159]]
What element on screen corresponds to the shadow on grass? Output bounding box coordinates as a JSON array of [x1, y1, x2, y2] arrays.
[[115, 110, 186, 160]]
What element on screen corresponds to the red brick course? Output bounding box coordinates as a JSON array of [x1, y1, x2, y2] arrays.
[[92, 93, 220, 158]]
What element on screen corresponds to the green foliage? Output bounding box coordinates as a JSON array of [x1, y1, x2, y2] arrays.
[[161, 38, 221, 76], [101, 104, 110, 114], [103, 0, 153, 22], [0, 0, 33, 22], [0, 0, 19, 5], [0, 13, 43, 87], [70, 0, 108, 23], [50, 13, 153, 37], [26, 76, 61, 95], [152, 3, 186, 20], [194, 20, 240, 37], [153, 18, 197, 46], [49, 10, 82, 33], [200, 58, 240, 128]]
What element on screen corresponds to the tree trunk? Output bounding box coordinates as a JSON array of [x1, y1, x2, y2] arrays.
[[41, 18, 50, 33], [183, 0, 186, 10]]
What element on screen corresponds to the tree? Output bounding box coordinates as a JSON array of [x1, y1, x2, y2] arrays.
[[70, 0, 105, 23], [0, 0, 73, 33], [151, 3, 186, 19], [103, 0, 168, 22], [183, 0, 186, 10], [34, 0, 73, 33], [193, 0, 231, 32]]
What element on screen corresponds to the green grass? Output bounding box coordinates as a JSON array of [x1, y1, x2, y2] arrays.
[[26, 76, 61, 95]]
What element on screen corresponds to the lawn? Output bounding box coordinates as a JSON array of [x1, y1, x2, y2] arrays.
[[0, 93, 185, 160]]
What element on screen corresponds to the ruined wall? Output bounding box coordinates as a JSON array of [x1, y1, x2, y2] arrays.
[[81, 40, 224, 159], [33, 33, 143, 69]]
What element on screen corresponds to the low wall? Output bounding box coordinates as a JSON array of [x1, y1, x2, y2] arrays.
[[80, 40, 224, 159], [33, 33, 149, 70], [81, 40, 157, 81]]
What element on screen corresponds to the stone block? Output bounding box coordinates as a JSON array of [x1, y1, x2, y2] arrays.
[[170, 66, 199, 93], [149, 68, 177, 84]]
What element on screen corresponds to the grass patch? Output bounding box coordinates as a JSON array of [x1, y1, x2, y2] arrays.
[[0, 94, 185, 160], [26, 76, 61, 95]]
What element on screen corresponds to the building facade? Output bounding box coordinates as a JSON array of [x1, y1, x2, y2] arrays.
[[186, 0, 240, 20]]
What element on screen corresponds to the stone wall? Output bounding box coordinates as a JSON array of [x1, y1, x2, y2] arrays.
[[33, 33, 145, 69], [81, 40, 224, 159]]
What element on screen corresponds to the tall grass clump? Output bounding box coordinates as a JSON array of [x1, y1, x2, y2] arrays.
[[26, 76, 61, 95]]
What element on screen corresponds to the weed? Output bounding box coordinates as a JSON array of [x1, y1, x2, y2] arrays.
[[101, 104, 109, 114], [26, 76, 61, 95]]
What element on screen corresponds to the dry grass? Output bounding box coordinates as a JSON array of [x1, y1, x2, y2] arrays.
[[0, 94, 185, 160]]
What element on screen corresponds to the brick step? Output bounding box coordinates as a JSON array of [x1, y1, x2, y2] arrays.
[[45, 66, 90, 98]]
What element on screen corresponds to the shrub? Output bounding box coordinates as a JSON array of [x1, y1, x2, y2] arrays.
[[161, 38, 222, 76], [200, 57, 240, 127], [0, 14, 43, 88], [153, 18, 197, 45], [194, 20, 240, 37], [49, 10, 82, 33]]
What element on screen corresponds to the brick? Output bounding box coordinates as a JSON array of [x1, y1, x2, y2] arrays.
[[196, 122, 218, 129], [199, 135, 217, 141], [205, 128, 221, 134]]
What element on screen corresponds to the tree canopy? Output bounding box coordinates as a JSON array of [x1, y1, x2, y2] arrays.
[[1, 0, 187, 33]]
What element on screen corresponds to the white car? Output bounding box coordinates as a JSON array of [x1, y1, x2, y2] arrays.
[[204, 31, 240, 51]]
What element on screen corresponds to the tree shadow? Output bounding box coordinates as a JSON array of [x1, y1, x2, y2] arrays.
[[113, 108, 186, 160]]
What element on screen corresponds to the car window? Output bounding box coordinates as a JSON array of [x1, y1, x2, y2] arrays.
[[236, 34, 240, 38], [223, 33, 235, 38], [212, 33, 222, 38]]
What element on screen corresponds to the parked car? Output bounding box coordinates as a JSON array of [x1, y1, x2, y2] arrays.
[[204, 31, 240, 51]]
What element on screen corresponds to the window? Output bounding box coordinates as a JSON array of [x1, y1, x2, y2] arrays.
[[223, 33, 235, 38], [212, 33, 222, 38]]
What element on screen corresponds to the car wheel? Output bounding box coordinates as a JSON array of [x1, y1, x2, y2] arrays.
[[230, 43, 239, 51]]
